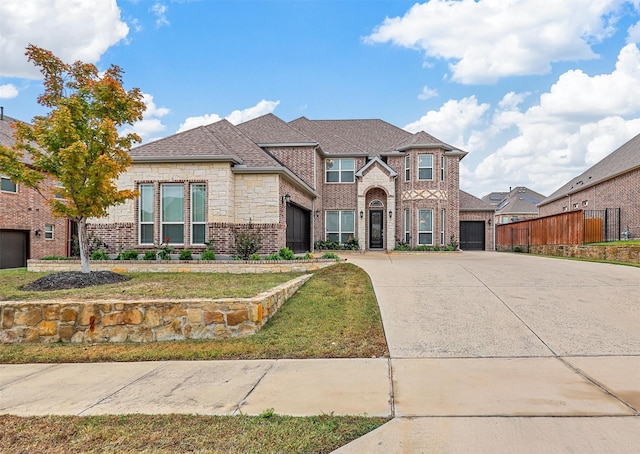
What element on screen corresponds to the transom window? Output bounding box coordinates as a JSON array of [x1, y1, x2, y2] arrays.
[[1, 175, 17, 193], [325, 158, 355, 183], [369, 200, 383, 208], [418, 154, 433, 180], [325, 210, 355, 244], [418, 209, 433, 245]]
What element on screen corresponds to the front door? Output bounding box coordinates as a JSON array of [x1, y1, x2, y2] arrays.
[[369, 210, 384, 249]]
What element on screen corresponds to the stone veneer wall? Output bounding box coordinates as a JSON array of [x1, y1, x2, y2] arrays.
[[27, 259, 337, 274], [529, 244, 640, 264], [1, 274, 312, 344]]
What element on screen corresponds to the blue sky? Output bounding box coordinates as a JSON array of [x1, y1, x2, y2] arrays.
[[1, 0, 640, 198]]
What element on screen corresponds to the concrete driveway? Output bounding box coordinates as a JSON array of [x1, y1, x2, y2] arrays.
[[336, 251, 640, 453]]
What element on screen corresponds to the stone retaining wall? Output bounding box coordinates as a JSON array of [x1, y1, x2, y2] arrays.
[[1, 275, 312, 344], [27, 259, 337, 274], [529, 244, 640, 264]]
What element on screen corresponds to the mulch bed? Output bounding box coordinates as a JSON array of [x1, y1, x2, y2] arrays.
[[19, 271, 130, 291]]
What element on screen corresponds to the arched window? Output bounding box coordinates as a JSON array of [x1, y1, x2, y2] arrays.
[[369, 200, 384, 208]]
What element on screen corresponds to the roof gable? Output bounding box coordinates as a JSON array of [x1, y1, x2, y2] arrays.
[[460, 190, 494, 211], [541, 132, 640, 205], [355, 156, 398, 178], [237, 113, 317, 145]]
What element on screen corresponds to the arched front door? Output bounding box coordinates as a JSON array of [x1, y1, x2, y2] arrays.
[[368, 199, 385, 249]]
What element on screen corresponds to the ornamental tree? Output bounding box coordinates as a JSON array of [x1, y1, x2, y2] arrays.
[[0, 45, 146, 272]]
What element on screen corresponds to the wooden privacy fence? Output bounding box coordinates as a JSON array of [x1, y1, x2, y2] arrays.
[[497, 211, 599, 251]]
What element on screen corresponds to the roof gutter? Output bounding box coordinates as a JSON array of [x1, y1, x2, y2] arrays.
[[131, 155, 243, 164]]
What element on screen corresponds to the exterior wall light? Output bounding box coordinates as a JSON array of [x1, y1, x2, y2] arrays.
[[389, 210, 393, 218], [282, 193, 291, 204], [360, 210, 364, 219]]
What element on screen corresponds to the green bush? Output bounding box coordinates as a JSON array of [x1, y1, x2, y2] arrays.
[[118, 250, 140, 260], [200, 250, 216, 260], [249, 253, 261, 260], [179, 250, 193, 260], [143, 250, 157, 260], [278, 247, 296, 260], [233, 220, 263, 260], [264, 253, 281, 260], [321, 252, 340, 260], [90, 250, 110, 260], [314, 239, 340, 250], [40, 256, 72, 260]]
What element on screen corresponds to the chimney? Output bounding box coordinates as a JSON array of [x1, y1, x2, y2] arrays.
[[0, 106, 3, 121]]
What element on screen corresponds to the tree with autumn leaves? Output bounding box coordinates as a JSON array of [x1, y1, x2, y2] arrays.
[[0, 45, 146, 273]]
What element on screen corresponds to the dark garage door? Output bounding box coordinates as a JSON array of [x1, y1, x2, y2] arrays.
[[459, 221, 485, 251], [286, 204, 310, 253], [0, 230, 28, 269]]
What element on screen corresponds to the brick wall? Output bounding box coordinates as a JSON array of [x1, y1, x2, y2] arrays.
[[460, 210, 494, 250], [539, 168, 640, 239], [267, 145, 317, 188]]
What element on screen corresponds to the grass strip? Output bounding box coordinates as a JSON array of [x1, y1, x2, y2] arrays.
[[0, 263, 389, 363], [0, 414, 389, 453]]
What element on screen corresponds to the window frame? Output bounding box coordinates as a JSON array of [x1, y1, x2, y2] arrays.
[[418, 154, 433, 181], [325, 158, 355, 183], [161, 183, 185, 245], [1, 175, 17, 193], [325, 210, 355, 244], [441, 208, 445, 245], [441, 155, 446, 181], [190, 183, 207, 245], [44, 224, 54, 240], [139, 184, 155, 245], [417, 209, 433, 245], [404, 155, 411, 181], [404, 209, 410, 244]]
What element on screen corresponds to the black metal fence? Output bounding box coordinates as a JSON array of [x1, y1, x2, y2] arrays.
[[583, 208, 621, 242]]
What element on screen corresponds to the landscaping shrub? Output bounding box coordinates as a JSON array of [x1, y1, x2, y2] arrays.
[[118, 250, 140, 260], [200, 250, 216, 260], [179, 250, 193, 260], [249, 253, 261, 260], [321, 252, 340, 260], [233, 220, 263, 260], [143, 251, 157, 260], [90, 251, 110, 260]]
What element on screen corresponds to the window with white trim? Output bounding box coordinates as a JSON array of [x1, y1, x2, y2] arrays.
[[405, 155, 410, 181], [325, 158, 355, 183], [404, 209, 410, 243], [441, 155, 446, 181], [325, 210, 355, 244], [53, 181, 65, 199], [139, 184, 154, 245], [161, 184, 184, 244], [1, 175, 17, 193], [44, 224, 54, 240], [191, 184, 206, 245], [418, 154, 433, 180], [418, 209, 433, 245], [441, 209, 446, 245]]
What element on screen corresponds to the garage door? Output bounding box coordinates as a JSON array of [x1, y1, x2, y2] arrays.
[[286, 204, 310, 253], [459, 221, 485, 251], [0, 230, 28, 269]]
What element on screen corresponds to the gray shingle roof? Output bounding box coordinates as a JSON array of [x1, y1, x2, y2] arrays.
[[460, 190, 494, 211], [0, 115, 35, 165], [289, 117, 412, 155], [396, 131, 463, 153], [130, 120, 280, 167], [541, 132, 640, 205], [482, 187, 545, 215], [236, 113, 317, 145]]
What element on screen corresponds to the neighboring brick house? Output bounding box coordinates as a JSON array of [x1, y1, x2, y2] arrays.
[[90, 113, 474, 255], [0, 114, 70, 268], [459, 190, 495, 250], [538, 133, 640, 239], [482, 186, 545, 226]]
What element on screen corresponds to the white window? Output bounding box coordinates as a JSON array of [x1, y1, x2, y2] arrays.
[[139, 184, 154, 245], [441, 155, 446, 181], [404, 155, 410, 181], [502, 216, 509, 223], [404, 209, 410, 243], [53, 181, 65, 199], [1, 175, 17, 193], [161, 184, 184, 244], [418, 155, 433, 180], [582, 200, 588, 207], [325, 158, 355, 183], [418, 209, 433, 245], [191, 184, 206, 245], [325, 210, 355, 244], [441, 209, 446, 245], [44, 224, 54, 240], [572, 203, 579, 209]]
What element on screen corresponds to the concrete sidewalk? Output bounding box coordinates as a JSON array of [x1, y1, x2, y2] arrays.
[[2, 251, 640, 452]]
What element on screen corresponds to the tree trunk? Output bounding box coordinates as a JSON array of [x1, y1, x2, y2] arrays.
[[77, 217, 91, 273]]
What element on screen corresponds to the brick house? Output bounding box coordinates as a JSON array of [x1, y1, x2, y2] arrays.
[[0, 114, 70, 268], [482, 186, 546, 226], [459, 190, 495, 250], [89, 113, 476, 255], [538, 133, 640, 239]]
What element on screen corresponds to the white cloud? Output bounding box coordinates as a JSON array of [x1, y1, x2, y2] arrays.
[[418, 85, 438, 100], [404, 96, 490, 151], [151, 2, 170, 28], [0, 84, 19, 99], [459, 44, 640, 197], [0, 0, 129, 79], [366, 0, 622, 84], [177, 100, 280, 133], [628, 20, 640, 42], [124, 93, 169, 142]]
